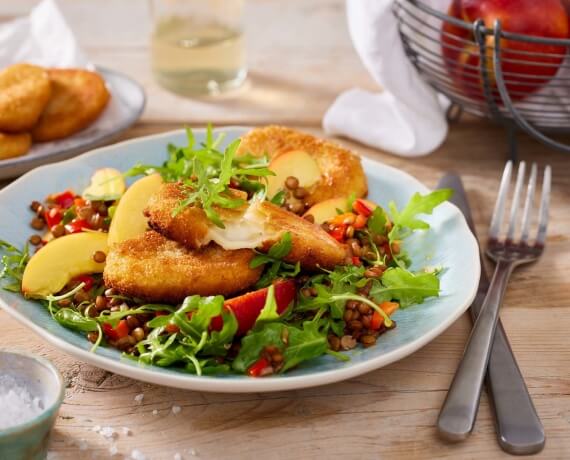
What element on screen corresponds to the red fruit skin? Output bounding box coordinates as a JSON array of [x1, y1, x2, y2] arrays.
[[210, 279, 297, 336], [441, 0, 569, 103]]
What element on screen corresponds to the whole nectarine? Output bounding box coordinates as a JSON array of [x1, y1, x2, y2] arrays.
[[442, 0, 569, 103]]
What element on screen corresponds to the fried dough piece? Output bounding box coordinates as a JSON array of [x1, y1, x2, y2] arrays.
[[0, 64, 52, 133], [145, 183, 348, 270], [103, 231, 262, 303], [0, 132, 31, 160], [32, 69, 110, 142], [237, 125, 368, 205]]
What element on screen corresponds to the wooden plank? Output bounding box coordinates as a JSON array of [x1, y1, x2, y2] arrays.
[[1, 122, 569, 459]]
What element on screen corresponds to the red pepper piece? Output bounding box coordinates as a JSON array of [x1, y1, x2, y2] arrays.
[[54, 190, 76, 209], [65, 219, 91, 234], [353, 199, 373, 217], [103, 319, 130, 341], [247, 357, 271, 377], [154, 311, 180, 333], [352, 256, 361, 266], [45, 207, 63, 228], [73, 274, 94, 292], [329, 225, 346, 242], [210, 279, 296, 336]]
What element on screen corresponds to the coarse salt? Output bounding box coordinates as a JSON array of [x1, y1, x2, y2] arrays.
[[131, 449, 147, 460], [99, 426, 117, 439], [122, 426, 132, 436], [174, 453, 182, 460], [0, 374, 44, 430], [134, 393, 144, 404], [152, 409, 158, 416], [109, 444, 118, 456], [172, 405, 181, 415]]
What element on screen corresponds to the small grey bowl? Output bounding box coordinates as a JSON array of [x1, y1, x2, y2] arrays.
[[0, 350, 65, 460]]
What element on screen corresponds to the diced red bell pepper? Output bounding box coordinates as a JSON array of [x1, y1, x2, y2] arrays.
[[65, 219, 91, 234], [352, 256, 361, 266], [74, 197, 87, 208], [154, 311, 180, 334], [329, 225, 347, 242], [102, 319, 130, 341], [353, 199, 373, 217], [247, 357, 271, 377], [44, 207, 63, 228], [370, 302, 399, 330], [73, 274, 94, 292], [54, 190, 76, 209], [210, 279, 297, 336]]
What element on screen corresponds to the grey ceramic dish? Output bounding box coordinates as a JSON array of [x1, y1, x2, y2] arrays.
[[0, 350, 65, 460], [0, 66, 146, 180]]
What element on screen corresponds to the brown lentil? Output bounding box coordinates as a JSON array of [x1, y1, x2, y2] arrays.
[[95, 295, 107, 311], [93, 250, 106, 263], [358, 303, 371, 315], [360, 335, 377, 347], [126, 315, 140, 329], [391, 241, 401, 254], [328, 335, 341, 351], [345, 225, 355, 239], [285, 176, 299, 190], [340, 335, 357, 350], [349, 320, 363, 330], [303, 214, 315, 223], [131, 327, 145, 342], [343, 310, 353, 322], [29, 235, 42, 246], [58, 299, 71, 308], [361, 315, 372, 329], [348, 240, 361, 257], [346, 300, 359, 310], [104, 288, 117, 297], [351, 310, 361, 321], [86, 306, 98, 318], [373, 234, 387, 245], [52, 224, 65, 238], [109, 297, 122, 307], [35, 205, 45, 217], [293, 187, 308, 199], [90, 214, 105, 230], [30, 201, 42, 212], [30, 217, 45, 230], [74, 289, 89, 303], [287, 201, 304, 214], [76, 206, 94, 221], [87, 331, 99, 344], [271, 352, 284, 364]]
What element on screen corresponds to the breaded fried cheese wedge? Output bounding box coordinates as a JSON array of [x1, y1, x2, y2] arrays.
[[236, 125, 367, 205], [145, 183, 348, 270], [0, 63, 51, 133], [32, 69, 110, 142], [103, 231, 262, 303]]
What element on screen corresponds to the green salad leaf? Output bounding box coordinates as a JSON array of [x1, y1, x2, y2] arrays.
[[124, 125, 274, 228], [369, 267, 440, 308], [250, 233, 300, 288], [0, 240, 29, 292]]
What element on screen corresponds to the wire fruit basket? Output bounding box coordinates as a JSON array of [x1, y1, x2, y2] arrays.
[[393, 0, 570, 157]]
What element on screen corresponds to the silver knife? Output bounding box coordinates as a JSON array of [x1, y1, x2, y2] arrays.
[[437, 173, 545, 455]]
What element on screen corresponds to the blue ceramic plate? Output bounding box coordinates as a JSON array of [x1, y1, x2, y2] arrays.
[[0, 128, 480, 393], [0, 67, 145, 180]]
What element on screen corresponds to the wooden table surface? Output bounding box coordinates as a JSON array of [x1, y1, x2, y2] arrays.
[[1, 2, 570, 459]]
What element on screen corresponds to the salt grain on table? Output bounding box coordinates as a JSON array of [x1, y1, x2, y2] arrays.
[[172, 405, 181, 415], [131, 449, 147, 460], [0, 374, 44, 429]]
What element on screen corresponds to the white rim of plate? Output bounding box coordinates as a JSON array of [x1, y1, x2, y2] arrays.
[[0, 127, 481, 393]]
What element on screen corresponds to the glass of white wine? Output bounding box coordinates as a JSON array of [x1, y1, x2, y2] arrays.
[[150, 0, 246, 96]]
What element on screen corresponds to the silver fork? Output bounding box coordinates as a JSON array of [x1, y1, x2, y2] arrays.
[[437, 161, 551, 442]]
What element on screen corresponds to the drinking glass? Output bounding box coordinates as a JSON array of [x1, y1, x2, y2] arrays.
[[149, 0, 246, 96]]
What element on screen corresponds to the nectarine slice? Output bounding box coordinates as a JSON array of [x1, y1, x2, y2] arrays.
[[108, 174, 163, 245], [267, 150, 321, 197], [304, 197, 377, 224], [82, 168, 126, 201], [22, 232, 109, 298]]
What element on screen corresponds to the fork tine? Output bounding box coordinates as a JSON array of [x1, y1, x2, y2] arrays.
[[520, 163, 537, 243], [489, 161, 513, 239], [506, 161, 526, 242], [536, 165, 551, 246]]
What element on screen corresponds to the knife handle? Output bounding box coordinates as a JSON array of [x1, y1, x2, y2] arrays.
[[479, 313, 545, 454]]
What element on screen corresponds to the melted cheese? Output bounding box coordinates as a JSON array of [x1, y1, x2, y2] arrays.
[[202, 199, 275, 250]]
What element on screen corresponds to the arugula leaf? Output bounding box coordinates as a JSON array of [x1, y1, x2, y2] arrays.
[[54, 309, 98, 332], [254, 284, 280, 326], [388, 189, 452, 241], [124, 125, 274, 228], [250, 233, 300, 288], [370, 267, 440, 308], [232, 321, 328, 373], [171, 295, 224, 340], [0, 240, 29, 292], [367, 207, 389, 236], [281, 321, 328, 372]]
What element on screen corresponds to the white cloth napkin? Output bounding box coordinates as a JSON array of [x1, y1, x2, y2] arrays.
[[323, 0, 449, 157], [0, 0, 134, 151]]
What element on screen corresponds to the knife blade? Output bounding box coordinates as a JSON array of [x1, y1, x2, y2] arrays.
[[437, 173, 545, 455]]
